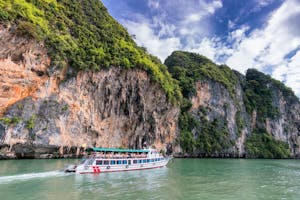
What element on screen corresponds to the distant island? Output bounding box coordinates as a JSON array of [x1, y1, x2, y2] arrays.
[[0, 0, 299, 159]]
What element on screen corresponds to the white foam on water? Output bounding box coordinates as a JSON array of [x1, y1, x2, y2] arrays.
[[0, 170, 68, 184]]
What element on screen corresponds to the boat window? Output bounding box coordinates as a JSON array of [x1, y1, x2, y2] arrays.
[[103, 160, 109, 165], [143, 159, 147, 163], [123, 160, 127, 164], [111, 160, 116, 165], [96, 160, 103, 165], [151, 159, 154, 162], [147, 159, 150, 163], [133, 160, 137, 164], [138, 160, 142, 163], [117, 160, 122, 165], [155, 158, 158, 161], [158, 158, 161, 161]]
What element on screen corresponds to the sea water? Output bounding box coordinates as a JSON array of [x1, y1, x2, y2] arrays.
[[0, 159, 300, 200]]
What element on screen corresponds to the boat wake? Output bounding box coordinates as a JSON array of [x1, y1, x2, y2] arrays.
[[0, 170, 68, 184]]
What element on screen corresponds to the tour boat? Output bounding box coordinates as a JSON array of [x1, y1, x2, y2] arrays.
[[65, 147, 172, 174]]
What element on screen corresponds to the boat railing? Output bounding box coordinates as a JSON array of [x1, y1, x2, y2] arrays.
[[84, 150, 165, 160], [89, 154, 148, 159]]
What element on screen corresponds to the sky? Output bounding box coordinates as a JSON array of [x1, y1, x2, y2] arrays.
[[102, 0, 300, 97]]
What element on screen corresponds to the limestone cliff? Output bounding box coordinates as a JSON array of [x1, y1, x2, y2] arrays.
[[165, 51, 300, 158], [189, 79, 250, 157], [0, 24, 179, 158]]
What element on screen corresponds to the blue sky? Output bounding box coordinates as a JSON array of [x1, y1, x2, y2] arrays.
[[102, 0, 300, 97]]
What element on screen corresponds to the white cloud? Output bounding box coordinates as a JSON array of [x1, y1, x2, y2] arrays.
[[224, 0, 300, 81], [152, 16, 176, 37], [121, 0, 223, 61], [182, 37, 231, 64], [284, 51, 300, 96], [204, 0, 223, 14], [183, 0, 222, 23], [228, 25, 249, 45], [257, 0, 274, 7], [123, 20, 181, 61], [148, 0, 159, 9], [272, 65, 288, 82], [248, 0, 279, 14], [186, 37, 218, 60], [228, 20, 235, 29], [186, 13, 203, 23], [181, 0, 222, 36]]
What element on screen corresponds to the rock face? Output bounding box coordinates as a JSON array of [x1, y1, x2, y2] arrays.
[[0, 23, 50, 115], [189, 79, 250, 157], [188, 77, 300, 157], [266, 84, 300, 155], [165, 51, 300, 158], [0, 25, 179, 158]]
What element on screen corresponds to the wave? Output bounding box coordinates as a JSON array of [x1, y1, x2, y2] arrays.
[[0, 170, 68, 184]]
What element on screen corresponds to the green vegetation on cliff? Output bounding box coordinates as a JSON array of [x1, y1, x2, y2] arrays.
[[195, 117, 233, 155], [0, 0, 181, 102], [178, 107, 233, 155], [0, 116, 21, 126], [165, 51, 238, 98], [245, 128, 290, 158], [244, 69, 278, 119], [243, 69, 297, 120], [178, 112, 197, 153]]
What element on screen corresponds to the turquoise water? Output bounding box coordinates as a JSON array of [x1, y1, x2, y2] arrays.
[[0, 159, 300, 200]]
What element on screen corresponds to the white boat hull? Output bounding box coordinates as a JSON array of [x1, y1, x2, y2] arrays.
[[75, 158, 171, 174]]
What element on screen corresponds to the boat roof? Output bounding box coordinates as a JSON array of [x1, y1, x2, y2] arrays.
[[86, 147, 150, 153]]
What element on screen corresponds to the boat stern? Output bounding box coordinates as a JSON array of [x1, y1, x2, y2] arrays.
[[65, 164, 77, 173]]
